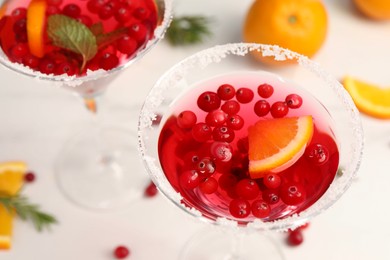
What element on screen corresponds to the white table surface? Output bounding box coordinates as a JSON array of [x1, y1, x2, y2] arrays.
[[1, 0, 390, 259]]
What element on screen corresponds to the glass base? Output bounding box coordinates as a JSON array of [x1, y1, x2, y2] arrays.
[[55, 126, 148, 210], [179, 227, 285, 260]]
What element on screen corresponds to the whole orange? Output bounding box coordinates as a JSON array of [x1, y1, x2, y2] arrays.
[[243, 0, 328, 63], [353, 0, 390, 20]]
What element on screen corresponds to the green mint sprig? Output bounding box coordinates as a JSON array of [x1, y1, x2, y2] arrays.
[[166, 16, 212, 46]]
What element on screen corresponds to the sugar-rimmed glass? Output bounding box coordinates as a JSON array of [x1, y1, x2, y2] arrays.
[[138, 43, 363, 259], [0, 0, 173, 210]]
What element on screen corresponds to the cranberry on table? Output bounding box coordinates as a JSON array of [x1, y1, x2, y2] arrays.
[[257, 83, 274, 98], [287, 229, 304, 246], [236, 88, 254, 103], [270, 101, 289, 118], [24, 172, 36, 183], [285, 94, 303, 109], [229, 198, 251, 218], [251, 200, 271, 218], [197, 91, 221, 112], [144, 181, 158, 197], [114, 245, 130, 259], [217, 84, 236, 100], [254, 100, 270, 117]]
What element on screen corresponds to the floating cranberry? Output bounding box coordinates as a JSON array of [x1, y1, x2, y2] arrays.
[[263, 173, 281, 189], [10, 43, 29, 59], [117, 35, 137, 55], [87, 0, 106, 14], [287, 229, 304, 246], [62, 4, 81, 18], [213, 126, 235, 143], [55, 61, 77, 76], [226, 115, 244, 130], [99, 3, 115, 20], [24, 172, 36, 183], [183, 151, 200, 168], [196, 157, 216, 177], [46, 5, 61, 15], [115, 7, 132, 23], [235, 178, 260, 200], [270, 101, 289, 118], [257, 83, 274, 98], [217, 84, 236, 100], [13, 18, 26, 34], [39, 59, 56, 75], [144, 181, 158, 197], [210, 142, 232, 162], [192, 123, 212, 142], [114, 245, 130, 259], [205, 110, 227, 127], [77, 15, 93, 27], [179, 170, 200, 189], [177, 110, 197, 129], [11, 8, 27, 20], [199, 177, 218, 194], [219, 173, 238, 190], [305, 143, 329, 165], [262, 189, 280, 205], [280, 182, 306, 205], [251, 200, 271, 218], [197, 91, 221, 112], [23, 54, 40, 69], [237, 137, 249, 153], [236, 88, 254, 103], [254, 100, 270, 117], [48, 0, 63, 6], [221, 100, 240, 115], [229, 199, 251, 218], [134, 7, 150, 20], [285, 94, 303, 109], [129, 23, 148, 42], [99, 53, 119, 71]]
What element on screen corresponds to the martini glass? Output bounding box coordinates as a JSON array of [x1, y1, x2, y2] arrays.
[[138, 43, 363, 259], [0, 0, 173, 209]]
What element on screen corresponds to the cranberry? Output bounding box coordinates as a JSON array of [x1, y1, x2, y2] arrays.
[[62, 4, 81, 18], [199, 177, 218, 194], [263, 173, 281, 189], [305, 143, 329, 165], [115, 7, 132, 24], [237, 137, 249, 153], [251, 200, 271, 218], [13, 18, 26, 34], [117, 35, 137, 55], [229, 199, 251, 218], [280, 182, 306, 205], [87, 0, 106, 13], [11, 8, 27, 20], [254, 100, 270, 117], [213, 126, 235, 143], [196, 157, 216, 177], [177, 110, 197, 129], [191, 123, 212, 142], [23, 54, 40, 69], [262, 189, 280, 205], [24, 172, 36, 183], [236, 88, 254, 103], [285, 94, 303, 109], [219, 173, 238, 190], [226, 115, 244, 130], [129, 23, 148, 42], [114, 245, 130, 259], [197, 91, 221, 112], [98, 3, 115, 19], [10, 43, 29, 59], [217, 84, 236, 100], [48, 0, 63, 6], [205, 110, 227, 127], [39, 59, 56, 75], [46, 5, 61, 15], [210, 142, 233, 162], [183, 151, 200, 168], [144, 181, 158, 197], [99, 53, 119, 70], [133, 7, 150, 20], [55, 61, 77, 76], [235, 178, 260, 200], [78, 15, 93, 27], [287, 229, 304, 246], [270, 101, 289, 118], [179, 170, 200, 189], [257, 83, 274, 98], [221, 100, 240, 115]]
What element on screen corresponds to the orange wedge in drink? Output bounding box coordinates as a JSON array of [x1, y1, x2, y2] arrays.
[[248, 116, 313, 178], [27, 0, 47, 58], [0, 161, 26, 250], [343, 76, 390, 119]]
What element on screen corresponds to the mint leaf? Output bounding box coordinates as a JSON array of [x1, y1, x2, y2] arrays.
[[47, 14, 98, 71], [96, 27, 128, 49]]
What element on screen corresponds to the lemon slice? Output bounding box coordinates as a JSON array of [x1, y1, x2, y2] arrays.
[[248, 116, 313, 178], [343, 76, 390, 119]]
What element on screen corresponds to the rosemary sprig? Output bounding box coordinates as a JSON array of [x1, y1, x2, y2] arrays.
[[0, 194, 57, 232], [166, 16, 212, 46]]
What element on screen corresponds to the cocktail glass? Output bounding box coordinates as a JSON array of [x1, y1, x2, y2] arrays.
[[138, 43, 363, 259], [0, 0, 173, 209]]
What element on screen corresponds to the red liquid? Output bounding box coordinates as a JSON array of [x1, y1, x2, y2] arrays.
[[0, 0, 158, 75], [158, 71, 339, 223]]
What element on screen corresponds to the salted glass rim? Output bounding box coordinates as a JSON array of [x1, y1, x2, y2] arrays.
[[0, 0, 173, 84], [138, 43, 364, 231]]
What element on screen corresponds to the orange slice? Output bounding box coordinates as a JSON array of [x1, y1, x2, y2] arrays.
[[343, 76, 390, 119], [0, 161, 26, 250], [0, 3, 7, 19], [27, 0, 47, 58], [248, 116, 313, 178]]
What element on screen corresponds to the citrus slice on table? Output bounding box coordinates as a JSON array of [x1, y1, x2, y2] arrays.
[[343, 76, 390, 119], [248, 116, 313, 178], [0, 161, 26, 250], [27, 0, 47, 58]]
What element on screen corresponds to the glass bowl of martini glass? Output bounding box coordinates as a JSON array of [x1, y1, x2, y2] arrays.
[[0, 0, 172, 209], [138, 43, 364, 259]]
